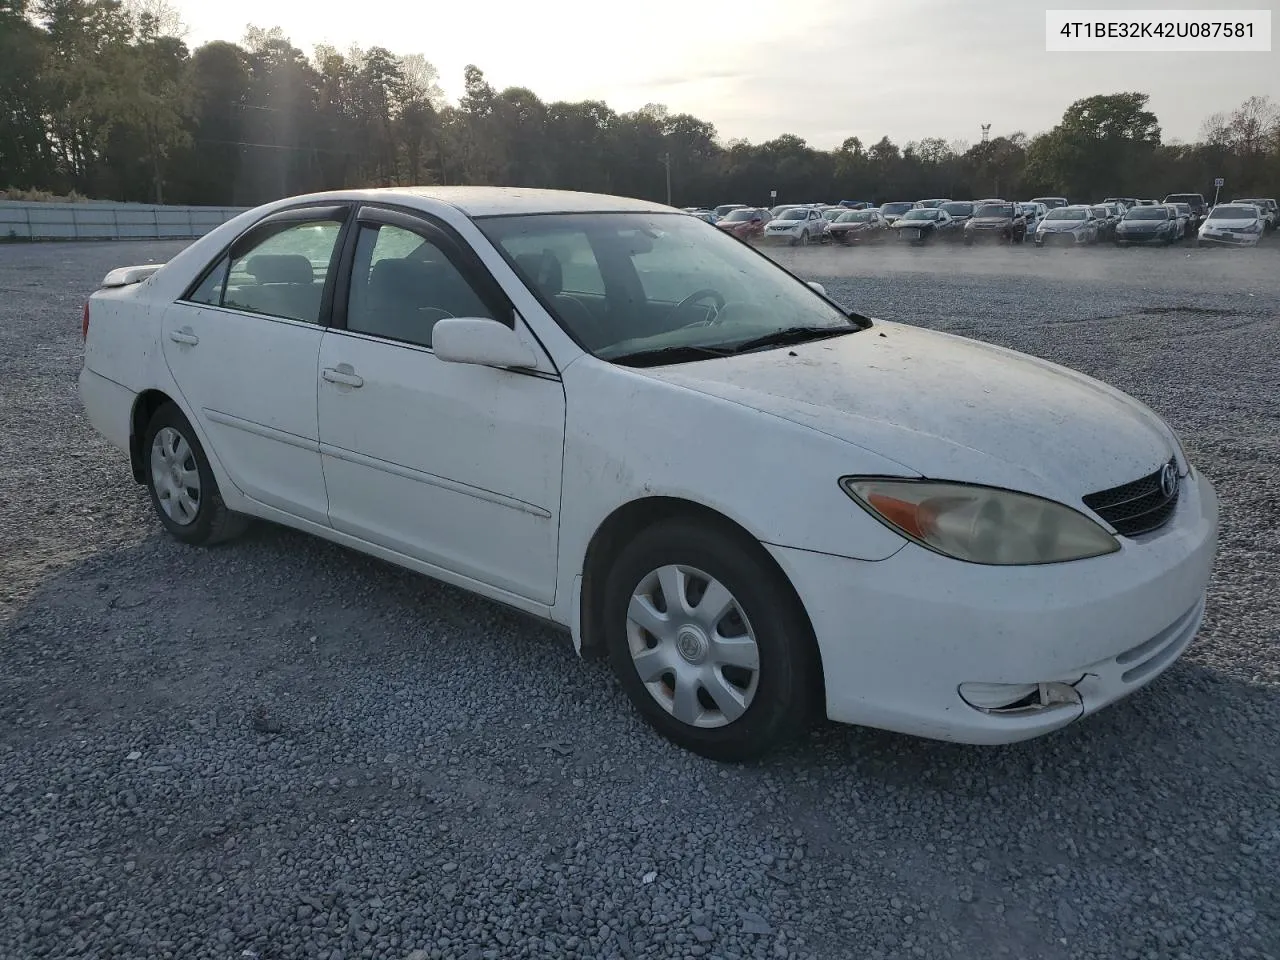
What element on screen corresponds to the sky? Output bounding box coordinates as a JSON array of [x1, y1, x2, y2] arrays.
[[172, 0, 1279, 149]]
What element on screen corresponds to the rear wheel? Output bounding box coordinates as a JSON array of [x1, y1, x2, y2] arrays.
[[143, 402, 248, 546], [602, 519, 818, 761]]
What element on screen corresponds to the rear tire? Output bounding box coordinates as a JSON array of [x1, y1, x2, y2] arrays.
[[602, 519, 818, 762], [143, 402, 249, 546]]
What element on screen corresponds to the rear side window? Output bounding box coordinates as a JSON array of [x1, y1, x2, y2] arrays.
[[221, 220, 343, 324], [187, 257, 228, 306]]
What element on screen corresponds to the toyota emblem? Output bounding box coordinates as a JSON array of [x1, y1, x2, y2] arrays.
[[1160, 461, 1179, 499]]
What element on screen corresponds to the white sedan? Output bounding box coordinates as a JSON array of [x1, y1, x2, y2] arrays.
[[79, 187, 1218, 761]]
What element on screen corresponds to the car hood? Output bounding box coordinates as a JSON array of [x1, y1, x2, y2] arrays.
[[892, 219, 934, 228], [1203, 218, 1257, 228], [634, 321, 1175, 502], [830, 222, 871, 230], [969, 216, 1012, 227], [1039, 221, 1082, 231], [767, 221, 804, 230], [1119, 220, 1165, 228]]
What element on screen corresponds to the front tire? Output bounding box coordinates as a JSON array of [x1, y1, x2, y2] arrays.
[[143, 402, 248, 546], [602, 519, 818, 761]]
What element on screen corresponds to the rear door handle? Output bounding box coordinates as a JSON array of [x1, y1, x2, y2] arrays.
[[169, 329, 199, 346], [322, 366, 364, 388]]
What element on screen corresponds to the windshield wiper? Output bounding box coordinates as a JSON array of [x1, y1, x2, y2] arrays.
[[725, 325, 859, 355], [608, 344, 735, 367]]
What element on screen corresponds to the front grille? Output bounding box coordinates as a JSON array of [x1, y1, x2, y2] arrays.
[[1082, 459, 1180, 537]]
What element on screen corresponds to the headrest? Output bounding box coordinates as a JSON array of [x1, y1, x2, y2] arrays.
[[514, 250, 563, 297], [369, 256, 438, 293], [247, 254, 314, 284]]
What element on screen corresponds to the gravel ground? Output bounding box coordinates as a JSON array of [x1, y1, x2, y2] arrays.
[[1, 238, 1278, 960]]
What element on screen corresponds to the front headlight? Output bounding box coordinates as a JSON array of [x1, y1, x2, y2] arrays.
[[839, 478, 1121, 565]]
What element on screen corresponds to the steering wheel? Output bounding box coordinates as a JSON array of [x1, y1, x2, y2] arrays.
[[670, 288, 727, 326]]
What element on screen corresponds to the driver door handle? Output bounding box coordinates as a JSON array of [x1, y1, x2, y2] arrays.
[[169, 328, 199, 346], [322, 365, 364, 388]]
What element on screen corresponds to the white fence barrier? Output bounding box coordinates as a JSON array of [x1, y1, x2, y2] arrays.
[[0, 202, 248, 241]]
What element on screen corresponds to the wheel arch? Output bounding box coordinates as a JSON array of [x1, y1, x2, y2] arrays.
[[577, 495, 825, 709], [129, 388, 177, 483]]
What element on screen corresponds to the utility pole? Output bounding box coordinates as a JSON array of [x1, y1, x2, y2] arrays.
[[660, 153, 672, 206]]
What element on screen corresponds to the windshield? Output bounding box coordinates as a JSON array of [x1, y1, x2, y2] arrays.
[[1090, 208, 1109, 218], [917, 200, 944, 208], [1164, 195, 1201, 205], [975, 204, 1014, 218], [1125, 207, 1169, 220], [1045, 209, 1086, 220], [881, 202, 913, 215], [836, 211, 873, 222], [714, 205, 743, 216], [1209, 206, 1257, 219], [721, 209, 758, 222], [901, 209, 940, 221], [775, 208, 807, 221], [479, 212, 858, 363], [942, 202, 973, 216]]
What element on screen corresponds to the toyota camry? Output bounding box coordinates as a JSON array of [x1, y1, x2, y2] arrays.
[[79, 187, 1218, 761]]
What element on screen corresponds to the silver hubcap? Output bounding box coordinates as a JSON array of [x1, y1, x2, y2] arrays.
[[626, 564, 760, 729], [150, 426, 201, 526]]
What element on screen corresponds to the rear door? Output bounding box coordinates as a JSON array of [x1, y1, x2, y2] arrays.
[[161, 204, 350, 525]]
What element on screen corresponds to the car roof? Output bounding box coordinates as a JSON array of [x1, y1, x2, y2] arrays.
[[368, 186, 673, 216]]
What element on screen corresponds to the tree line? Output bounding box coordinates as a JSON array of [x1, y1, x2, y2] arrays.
[[3, 0, 1278, 208]]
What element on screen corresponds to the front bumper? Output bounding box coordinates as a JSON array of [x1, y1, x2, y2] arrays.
[[767, 469, 1218, 744], [1035, 231, 1086, 245], [1115, 231, 1173, 245], [1198, 231, 1261, 246]]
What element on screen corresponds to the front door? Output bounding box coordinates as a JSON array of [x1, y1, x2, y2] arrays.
[[316, 207, 566, 604], [161, 205, 350, 524]]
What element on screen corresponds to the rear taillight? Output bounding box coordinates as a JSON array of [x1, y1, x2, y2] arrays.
[[81, 301, 90, 341]]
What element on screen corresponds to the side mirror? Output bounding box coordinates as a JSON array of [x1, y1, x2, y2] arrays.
[[806, 281, 827, 296], [432, 317, 538, 369]]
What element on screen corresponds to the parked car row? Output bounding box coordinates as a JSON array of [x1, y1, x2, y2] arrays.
[[685, 193, 1277, 250]]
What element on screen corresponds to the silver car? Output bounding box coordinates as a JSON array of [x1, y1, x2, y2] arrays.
[[1033, 205, 1099, 246]]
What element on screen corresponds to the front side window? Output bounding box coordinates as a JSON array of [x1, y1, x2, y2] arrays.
[[345, 223, 494, 348], [481, 212, 858, 363], [222, 220, 343, 323]]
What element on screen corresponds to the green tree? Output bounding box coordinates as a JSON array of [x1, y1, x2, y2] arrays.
[[1025, 92, 1161, 198]]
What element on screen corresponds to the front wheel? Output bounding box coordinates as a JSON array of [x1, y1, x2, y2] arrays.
[[799, 231, 809, 247], [143, 402, 248, 545], [602, 520, 818, 761]]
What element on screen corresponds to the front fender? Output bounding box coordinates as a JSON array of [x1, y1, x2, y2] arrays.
[[554, 355, 913, 589]]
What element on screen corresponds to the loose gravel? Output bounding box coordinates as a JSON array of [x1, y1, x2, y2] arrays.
[[1, 238, 1278, 960]]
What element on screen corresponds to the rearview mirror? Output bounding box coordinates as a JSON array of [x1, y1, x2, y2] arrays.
[[432, 317, 538, 369], [806, 281, 827, 296]]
